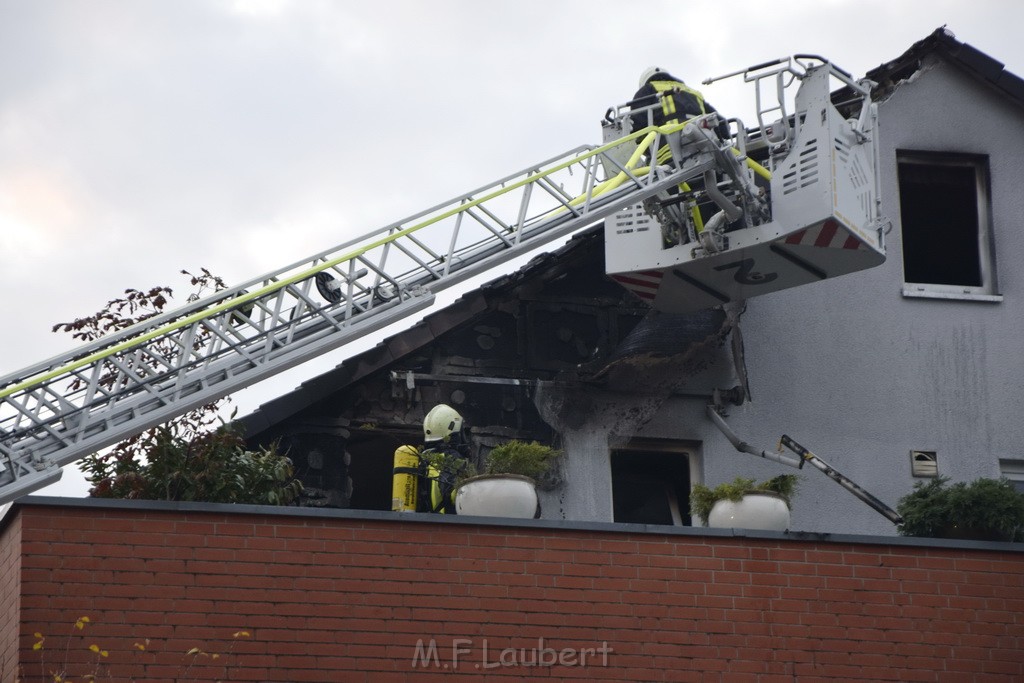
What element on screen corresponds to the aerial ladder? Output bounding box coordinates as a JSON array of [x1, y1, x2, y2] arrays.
[[0, 56, 887, 508]]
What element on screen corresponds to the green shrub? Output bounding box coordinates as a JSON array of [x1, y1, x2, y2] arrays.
[[86, 423, 302, 505], [896, 476, 1024, 542], [483, 440, 561, 481], [53, 269, 304, 505]]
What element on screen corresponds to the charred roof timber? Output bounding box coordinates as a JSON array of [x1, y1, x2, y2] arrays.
[[863, 26, 1024, 108]]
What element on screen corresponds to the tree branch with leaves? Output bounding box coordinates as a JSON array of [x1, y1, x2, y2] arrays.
[[52, 269, 301, 505]]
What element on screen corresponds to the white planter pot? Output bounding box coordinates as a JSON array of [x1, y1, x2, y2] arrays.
[[705, 492, 790, 531], [455, 474, 540, 519]]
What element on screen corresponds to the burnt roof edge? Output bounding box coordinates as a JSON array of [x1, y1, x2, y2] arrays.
[[237, 226, 606, 438], [866, 26, 1024, 108]]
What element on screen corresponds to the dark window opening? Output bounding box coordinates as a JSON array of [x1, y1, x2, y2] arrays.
[[897, 155, 989, 288], [346, 428, 417, 510], [611, 447, 692, 525]]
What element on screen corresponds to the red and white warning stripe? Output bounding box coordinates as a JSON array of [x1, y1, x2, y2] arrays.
[[784, 219, 864, 250], [610, 270, 663, 301]]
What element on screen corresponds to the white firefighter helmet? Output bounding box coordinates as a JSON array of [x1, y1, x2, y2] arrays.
[[639, 65, 664, 88], [423, 404, 464, 443]]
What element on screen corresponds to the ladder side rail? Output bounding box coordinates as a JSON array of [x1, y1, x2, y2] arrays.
[[292, 148, 679, 327], [0, 136, 636, 399], [38, 303, 300, 449], [49, 162, 614, 428], [164, 289, 436, 408], [393, 172, 685, 298], [0, 235, 390, 402], [388, 163, 670, 297], [3, 292, 284, 443], [3, 294, 441, 479], [221, 143, 600, 297], [0, 143, 597, 390], [61, 320, 238, 446], [342, 152, 606, 293], [0, 277, 284, 391], [1, 132, 655, 399], [393, 156, 598, 270], [349, 180, 564, 296], [2, 139, 630, 419]]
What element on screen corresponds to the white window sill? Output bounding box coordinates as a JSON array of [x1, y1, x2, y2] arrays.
[[901, 286, 1003, 303]]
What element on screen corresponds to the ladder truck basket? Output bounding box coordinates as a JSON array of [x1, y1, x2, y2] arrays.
[[604, 58, 885, 314]]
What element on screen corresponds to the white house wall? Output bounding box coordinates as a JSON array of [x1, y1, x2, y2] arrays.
[[618, 55, 1024, 536]]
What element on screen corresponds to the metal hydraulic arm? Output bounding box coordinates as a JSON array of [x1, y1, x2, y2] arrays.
[[0, 121, 702, 505], [706, 402, 903, 525]]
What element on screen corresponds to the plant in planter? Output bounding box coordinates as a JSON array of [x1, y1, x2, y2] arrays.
[[896, 476, 1024, 542], [690, 474, 798, 531], [455, 440, 562, 519], [482, 440, 561, 481]]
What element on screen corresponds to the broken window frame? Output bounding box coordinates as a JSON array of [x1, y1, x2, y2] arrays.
[[610, 439, 701, 527], [896, 151, 1002, 302]]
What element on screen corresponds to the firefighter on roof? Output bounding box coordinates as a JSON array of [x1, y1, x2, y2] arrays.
[[391, 404, 472, 514]]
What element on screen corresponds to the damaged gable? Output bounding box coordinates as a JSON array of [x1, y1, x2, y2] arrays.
[[240, 225, 738, 509], [865, 26, 1024, 107]]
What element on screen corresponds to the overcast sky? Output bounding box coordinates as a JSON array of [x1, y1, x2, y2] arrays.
[[2, 0, 1021, 496]]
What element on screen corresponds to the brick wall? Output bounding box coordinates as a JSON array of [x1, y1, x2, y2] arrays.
[[0, 507, 21, 681], [3, 498, 1023, 682]]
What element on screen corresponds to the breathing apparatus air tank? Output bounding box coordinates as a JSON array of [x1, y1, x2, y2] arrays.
[[391, 445, 420, 512]]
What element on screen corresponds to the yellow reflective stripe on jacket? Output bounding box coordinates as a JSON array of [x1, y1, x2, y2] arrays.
[[660, 90, 677, 121], [650, 80, 707, 124]]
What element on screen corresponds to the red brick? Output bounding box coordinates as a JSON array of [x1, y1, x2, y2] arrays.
[[5, 505, 1024, 682]]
